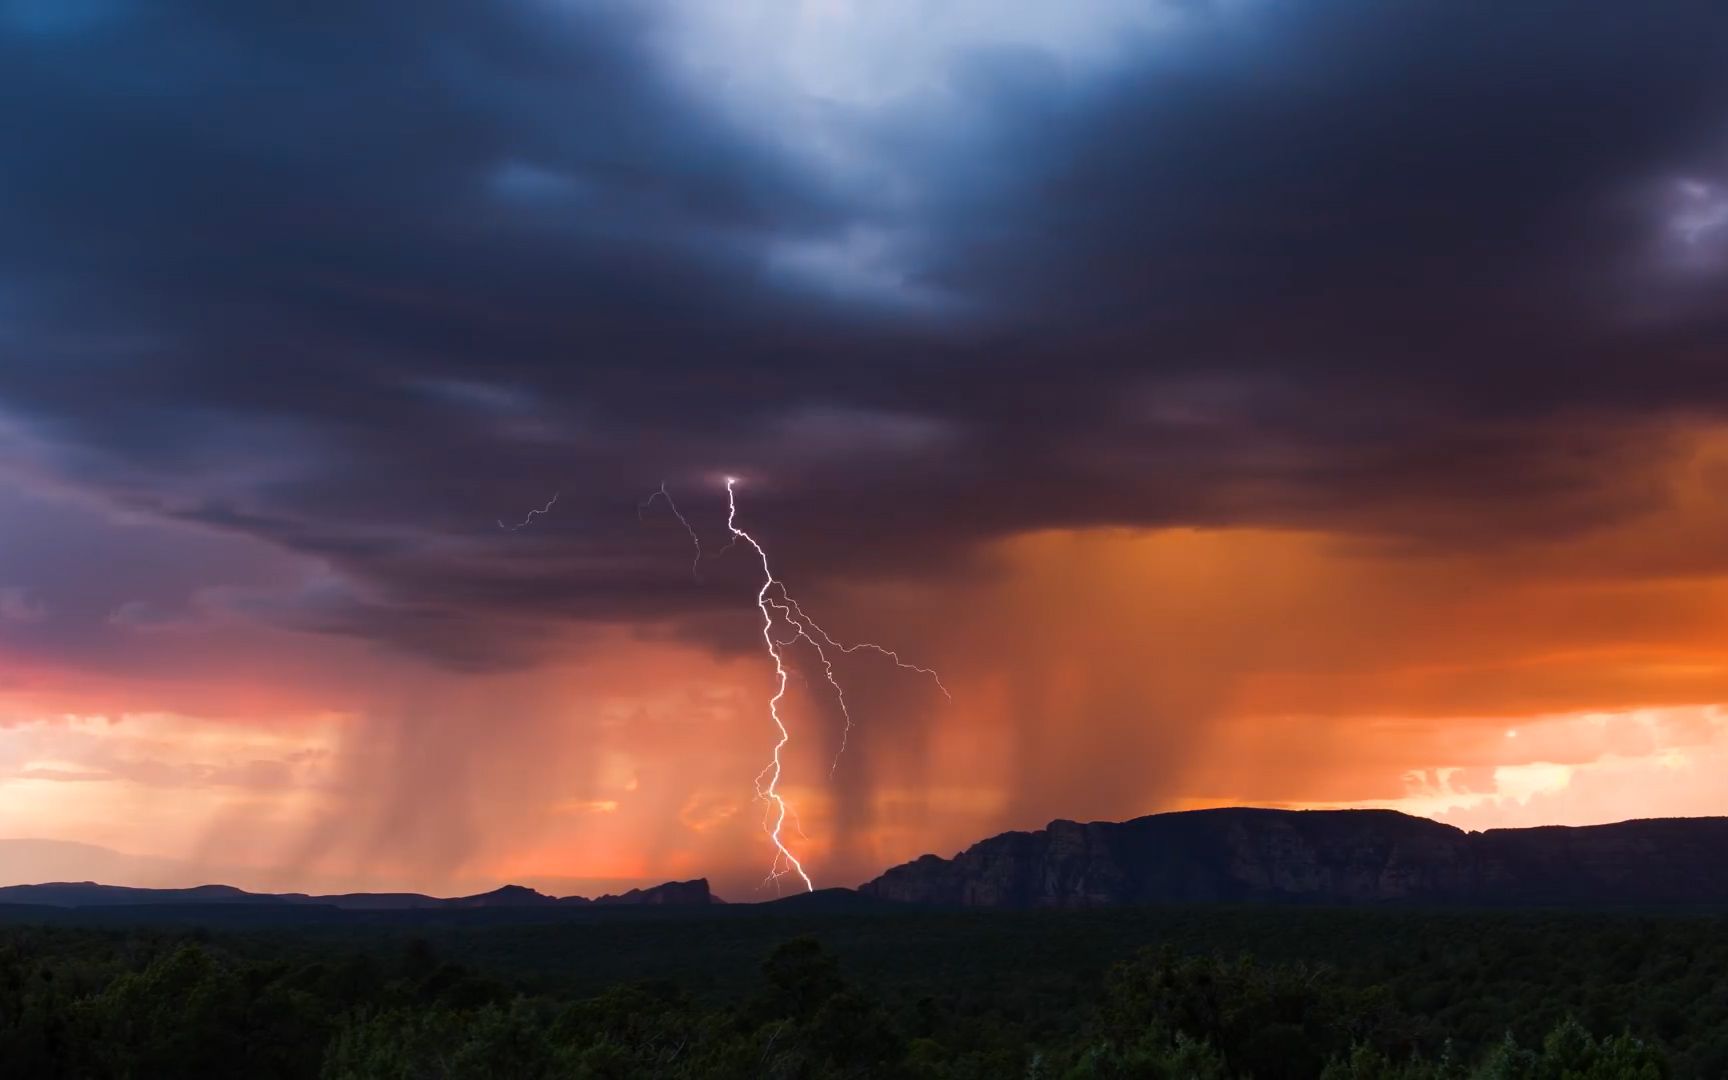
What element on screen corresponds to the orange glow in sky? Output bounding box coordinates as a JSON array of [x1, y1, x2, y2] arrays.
[[6, 425, 1728, 896]]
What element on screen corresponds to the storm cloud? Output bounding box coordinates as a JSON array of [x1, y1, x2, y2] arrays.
[[4, 0, 1728, 669]]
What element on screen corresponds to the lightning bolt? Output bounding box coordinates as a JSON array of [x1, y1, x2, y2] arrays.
[[498, 492, 559, 531], [720, 478, 815, 893], [714, 477, 946, 892]]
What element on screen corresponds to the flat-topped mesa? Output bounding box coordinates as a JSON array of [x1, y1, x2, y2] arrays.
[[859, 807, 1728, 909], [447, 884, 560, 908], [586, 878, 716, 906]]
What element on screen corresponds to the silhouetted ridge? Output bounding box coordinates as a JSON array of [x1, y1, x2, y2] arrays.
[[0, 882, 286, 907], [0, 877, 714, 910], [859, 807, 1728, 908]]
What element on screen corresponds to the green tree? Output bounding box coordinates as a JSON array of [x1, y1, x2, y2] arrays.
[[75, 944, 248, 1079]]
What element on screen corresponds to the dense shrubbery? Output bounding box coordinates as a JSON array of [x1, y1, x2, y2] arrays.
[[0, 908, 1721, 1078]]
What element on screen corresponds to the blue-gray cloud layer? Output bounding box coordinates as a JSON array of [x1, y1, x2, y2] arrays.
[[4, 0, 1727, 667]]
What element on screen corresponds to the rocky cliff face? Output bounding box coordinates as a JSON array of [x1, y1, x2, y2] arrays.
[[859, 808, 1728, 908]]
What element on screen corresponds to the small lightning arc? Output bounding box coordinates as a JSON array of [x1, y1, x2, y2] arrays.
[[773, 594, 950, 773], [499, 492, 559, 531], [637, 483, 706, 581]]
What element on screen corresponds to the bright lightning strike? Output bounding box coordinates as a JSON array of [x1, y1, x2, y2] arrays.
[[703, 476, 946, 893], [502, 478, 943, 892], [498, 492, 559, 531]]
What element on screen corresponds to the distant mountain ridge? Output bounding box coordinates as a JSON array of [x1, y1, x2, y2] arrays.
[[860, 808, 1728, 908], [15, 809, 1728, 915], [0, 878, 717, 910]]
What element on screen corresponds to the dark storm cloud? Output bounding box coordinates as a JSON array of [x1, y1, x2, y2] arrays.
[[3, 0, 1728, 667]]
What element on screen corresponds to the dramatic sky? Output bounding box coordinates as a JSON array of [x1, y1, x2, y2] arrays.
[[5, 0, 1728, 898]]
